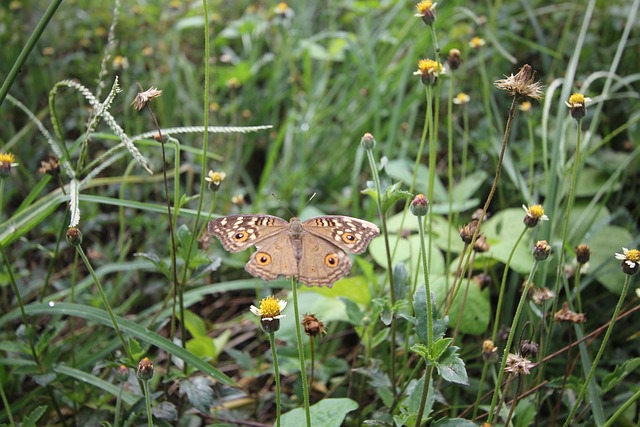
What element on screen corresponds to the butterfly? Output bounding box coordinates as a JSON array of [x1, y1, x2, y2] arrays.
[[207, 214, 380, 287]]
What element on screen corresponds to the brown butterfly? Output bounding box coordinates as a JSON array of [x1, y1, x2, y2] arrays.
[[208, 214, 380, 287]]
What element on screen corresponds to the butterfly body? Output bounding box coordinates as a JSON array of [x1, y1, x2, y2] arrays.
[[208, 214, 380, 287]]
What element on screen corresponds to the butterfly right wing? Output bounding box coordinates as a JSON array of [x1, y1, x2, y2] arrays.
[[207, 214, 288, 253], [244, 233, 299, 282]]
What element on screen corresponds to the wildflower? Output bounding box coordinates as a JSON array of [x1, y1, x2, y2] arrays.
[[66, 227, 83, 246], [531, 286, 555, 305], [360, 132, 376, 150], [519, 340, 539, 358], [469, 36, 486, 49], [42, 47, 54, 56], [447, 49, 463, 71], [413, 59, 445, 86], [410, 194, 430, 217], [576, 244, 591, 265], [131, 86, 163, 110], [474, 273, 492, 290], [459, 219, 479, 244], [0, 152, 18, 178], [232, 194, 245, 205], [494, 64, 544, 101], [414, 0, 437, 25], [112, 55, 129, 70], [453, 92, 470, 105], [504, 353, 534, 376], [615, 247, 640, 275], [554, 301, 586, 323], [250, 295, 287, 334], [533, 240, 551, 261], [522, 204, 549, 228], [205, 170, 226, 191], [136, 357, 154, 381], [519, 101, 532, 112], [115, 365, 129, 382], [482, 339, 498, 363], [38, 154, 60, 177], [565, 93, 591, 120], [274, 2, 294, 20], [302, 314, 327, 337], [226, 77, 241, 89], [142, 46, 154, 57]]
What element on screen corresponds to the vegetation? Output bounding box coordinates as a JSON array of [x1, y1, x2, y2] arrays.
[[1, 0, 639, 425]]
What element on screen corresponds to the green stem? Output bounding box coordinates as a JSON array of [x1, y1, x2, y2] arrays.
[[562, 274, 632, 427], [414, 365, 434, 427], [417, 214, 433, 347], [0, 0, 63, 107], [0, 371, 15, 426], [268, 333, 282, 427], [603, 387, 640, 427], [142, 379, 154, 427], [492, 226, 528, 340], [291, 277, 311, 427], [76, 245, 132, 362], [487, 259, 540, 424]]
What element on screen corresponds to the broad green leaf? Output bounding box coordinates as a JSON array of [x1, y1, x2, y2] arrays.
[[21, 405, 47, 427], [430, 337, 453, 361], [54, 365, 138, 406], [603, 357, 640, 392], [385, 158, 447, 201], [590, 225, 634, 294], [431, 275, 490, 336], [179, 377, 214, 413], [432, 419, 478, 427], [280, 398, 358, 427], [184, 310, 207, 338], [436, 346, 469, 385]]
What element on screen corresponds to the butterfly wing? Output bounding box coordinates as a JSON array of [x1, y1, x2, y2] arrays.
[[207, 214, 288, 253], [302, 216, 380, 254], [244, 233, 298, 282], [297, 234, 352, 287]]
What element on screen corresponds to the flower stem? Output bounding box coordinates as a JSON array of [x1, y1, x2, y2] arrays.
[[416, 215, 433, 347], [142, 379, 153, 427], [562, 274, 632, 427], [291, 277, 311, 427], [268, 332, 282, 427], [487, 259, 540, 424], [414, 365, 434, 426]]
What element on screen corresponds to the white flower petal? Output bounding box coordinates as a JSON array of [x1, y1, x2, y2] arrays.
[[249, 305, 261, 316]]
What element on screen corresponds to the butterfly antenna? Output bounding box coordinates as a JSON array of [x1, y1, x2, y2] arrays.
[[271, 192, 295, 218]]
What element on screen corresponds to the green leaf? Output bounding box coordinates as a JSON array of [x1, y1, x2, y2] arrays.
[[435, 346, 469, 385], [603, 357, 640, 392], [3, 303, 236, 386], [385, 158, 447, 201], [340, 297, 364, 326], [590, 225, 634, 294], [54, 365, 138, 406], [410, 343, 428, 358], [179, 377, 214, 413], [280, 398, 358, 427], [430, 337, 453, 362], [431, 275, 490, 336], [183, 310, 207, 338], [133, 252, 171, 280], [21, 405, 47, 427], [432, 419, 478, 427]]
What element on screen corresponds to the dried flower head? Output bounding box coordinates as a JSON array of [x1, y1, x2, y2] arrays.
[[469, 36, 486, 49], [38, 154, 60, 177], [250, 296, 287, 334], [615, 247, 640, 275], [505, 352, 534, 376], [459, 219, 479, 244], [523, 204, 549, 228], [302, 314, 327, 338], [533, 240, 551, 262], [447, 49, 463, 71], [482, 339, 498, 363], [131, 86, 162, 110], [413, 59, 445, 86], [576, 244, 591, 265], [473, 234, 490, 253], [453, 92, 470, 105], [66, 227, 83, 246], [136, 357, 154, 381], [471, 209, 489, 221], [474, 273, 492, 290], [554, 301, 586, 323], [565, 93, 591, 120], [519, 340, 539, 358], [0, 152, 18, 177], [410, 194, 430, 217], [205, 170, 226, 191], [531, 286, 555, 305], [415, 0, 437, 25], [494, 64, 544, 100]]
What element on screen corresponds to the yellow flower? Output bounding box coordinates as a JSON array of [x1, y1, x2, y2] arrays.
[[415, 0, 437, 25], [205, 170, 226, 191], [274, 2, 294, 19], [251, 296, 287, 334], [112, 55, 129, 70], [494, 64, 544, 100], [413, 59, 444, 86], [522, 204, 549, 228], [615, 247, 640, 275], [519, 101, 532, 112], [565, 92, 591, 120], [453, 92, 470, 105], [0, 152, 18, 177], [469, 36, 486, 49]]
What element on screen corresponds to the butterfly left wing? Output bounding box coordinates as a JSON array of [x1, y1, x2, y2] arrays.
[[297, 234, 352, 287], [301, 216, 380, 254], [208, 214, 288, 253]]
